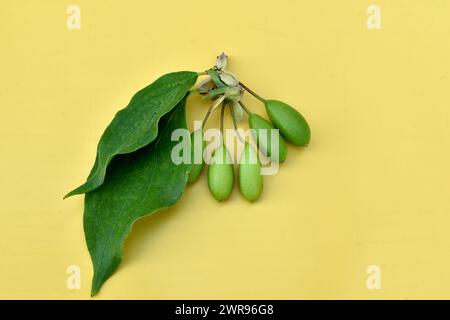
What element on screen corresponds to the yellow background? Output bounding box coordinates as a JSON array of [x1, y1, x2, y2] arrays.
[[1, 0, 449, 299]]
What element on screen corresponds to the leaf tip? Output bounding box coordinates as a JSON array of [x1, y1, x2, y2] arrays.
[[90, 282, 101, 297], [63, 190, 77, 199], [64, 185, 85, 199]]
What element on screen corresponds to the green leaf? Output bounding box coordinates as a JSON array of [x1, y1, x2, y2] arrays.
[[84, 97, 191, 296], [65, 71, 197, 198]]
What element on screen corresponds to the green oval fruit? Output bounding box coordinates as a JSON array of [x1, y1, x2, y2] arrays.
[[188, 129, 206, 183], [249, 113, 288, 162], [207, 143, 234, 201], [265, 99, 311, 146], [238, 143, 263, 202]]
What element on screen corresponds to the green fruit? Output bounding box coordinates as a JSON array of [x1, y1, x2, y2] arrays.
[[265, 99, 311, 146], [207, 143, 234, 201], [188, 129, 206, 183], [238, 143, 263, 202], [249, 113, 288, 162]]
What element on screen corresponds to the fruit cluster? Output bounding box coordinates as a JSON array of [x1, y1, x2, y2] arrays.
[[188, 53, 311, 202]]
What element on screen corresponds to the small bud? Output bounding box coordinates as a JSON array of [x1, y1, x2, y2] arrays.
[[219, 71, 239, 87], [215, 52, 228, 71], [225, 86, 242, 103]]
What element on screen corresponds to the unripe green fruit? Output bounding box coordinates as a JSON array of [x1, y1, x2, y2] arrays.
[[207, 143, 234, 201], [265, 100, 311, 146], [238, 143, 263, 202], [249, 113, 288, 162], [188, 129, 206, 183]]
